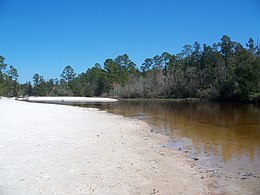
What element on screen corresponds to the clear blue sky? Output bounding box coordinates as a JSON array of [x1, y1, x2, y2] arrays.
[[1, 0, 260, 83]]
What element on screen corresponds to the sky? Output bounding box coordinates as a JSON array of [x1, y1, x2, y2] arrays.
[[0, 0, 260, 83]]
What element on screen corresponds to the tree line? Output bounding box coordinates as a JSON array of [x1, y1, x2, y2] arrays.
[[0, 56, 19, 97], [1, 35, 260, 102]]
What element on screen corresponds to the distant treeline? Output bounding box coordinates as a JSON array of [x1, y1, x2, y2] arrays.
[[1, 35, 260, 102]]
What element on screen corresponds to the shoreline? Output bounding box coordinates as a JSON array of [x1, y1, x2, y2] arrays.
[[0, 98, 213, 194], [18, 96, 118, 104]]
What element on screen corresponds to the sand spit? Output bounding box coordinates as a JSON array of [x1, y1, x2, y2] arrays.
[[19, 96, 118, 104], [0, 98, 212, 194]]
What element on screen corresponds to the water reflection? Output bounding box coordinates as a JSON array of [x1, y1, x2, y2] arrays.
[[79, 101, 260, 163]]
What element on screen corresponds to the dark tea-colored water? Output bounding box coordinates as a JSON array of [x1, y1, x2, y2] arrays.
[[77, 101, 260, 190]]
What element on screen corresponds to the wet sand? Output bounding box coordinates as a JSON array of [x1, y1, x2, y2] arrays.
[[0, 98, 212, 194]]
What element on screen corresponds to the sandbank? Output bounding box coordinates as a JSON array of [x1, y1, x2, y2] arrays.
[[0, 97, 212, 194], [19, 96, 118, 104]]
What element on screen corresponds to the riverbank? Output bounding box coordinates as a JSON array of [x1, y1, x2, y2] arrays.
[[121, 97, 260, 104], [75, 99, 260, 194], [0, 98, 212, 194], [18, 96, 118, 104]]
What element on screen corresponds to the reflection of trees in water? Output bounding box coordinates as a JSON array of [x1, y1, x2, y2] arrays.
[[100, 101, 260, 161]]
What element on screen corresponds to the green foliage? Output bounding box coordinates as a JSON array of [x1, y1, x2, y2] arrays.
[[0, 56, 19, 97], [117, 35, 259, 102], [61, 65, 76, 83], [1, 35, 259, 103]]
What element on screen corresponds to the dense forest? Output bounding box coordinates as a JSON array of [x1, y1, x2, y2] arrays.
[[1, 35, 260, 102]]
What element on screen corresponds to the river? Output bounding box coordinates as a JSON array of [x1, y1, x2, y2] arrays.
[[78, 100, 260, 193]]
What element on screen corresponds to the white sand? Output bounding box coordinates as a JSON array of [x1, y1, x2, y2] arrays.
[[0, 98, 212, 194], [19, 96, 118, 104]]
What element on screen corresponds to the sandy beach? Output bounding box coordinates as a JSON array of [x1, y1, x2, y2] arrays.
[[0, 97, 212, 194], [19, 96, 118, 104]]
